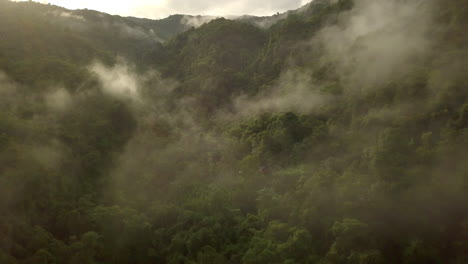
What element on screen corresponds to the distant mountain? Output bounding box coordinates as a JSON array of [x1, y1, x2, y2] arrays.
[[0, 0, 319, 87]]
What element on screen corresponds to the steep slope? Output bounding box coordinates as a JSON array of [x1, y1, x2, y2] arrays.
[[0, 0, 215, 86], [0, 0, 467, 263]]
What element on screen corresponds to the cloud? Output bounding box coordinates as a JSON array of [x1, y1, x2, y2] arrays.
[[0, 71, 16, 95], [0, 71, 21, 112], [57, 11, 86, 21], [222, 0, 439, 122], [314, 0, 435, 90], [29, 141, 65, 170], [181, 15, 218, 28], [90, 61, 141, 101], [231, 69, 333, 117], [45, 88, 73, 111], [112, 22, 163, 42], [15, 0, 310, 19], [45, 10, 87, 21]]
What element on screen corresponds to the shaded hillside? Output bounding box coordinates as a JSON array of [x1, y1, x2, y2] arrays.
[[0, 0, 467, 263], [0, 0, 215, 85]]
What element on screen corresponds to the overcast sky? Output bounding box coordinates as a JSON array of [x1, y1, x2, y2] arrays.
[[15, 0, 312, 19]]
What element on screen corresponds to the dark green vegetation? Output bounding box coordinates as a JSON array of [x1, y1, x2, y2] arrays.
[[0, 0, 467, 263]]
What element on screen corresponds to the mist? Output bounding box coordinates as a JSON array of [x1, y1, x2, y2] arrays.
[[181, 15, 218, 28], [0, 0, 466, 263]]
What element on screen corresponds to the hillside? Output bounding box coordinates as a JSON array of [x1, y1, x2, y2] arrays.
[[0, 0, 467, 263]]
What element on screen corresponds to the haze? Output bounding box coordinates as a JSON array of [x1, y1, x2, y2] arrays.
[[12, 0, 312, 18]]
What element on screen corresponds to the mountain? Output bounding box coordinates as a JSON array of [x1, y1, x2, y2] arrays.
[[0, 0, 467, 263]]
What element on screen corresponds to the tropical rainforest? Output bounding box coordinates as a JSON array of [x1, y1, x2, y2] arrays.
[[0, 0, 467, 263]]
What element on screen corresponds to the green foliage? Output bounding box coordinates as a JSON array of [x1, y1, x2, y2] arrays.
[[0, 0, 467, 263]]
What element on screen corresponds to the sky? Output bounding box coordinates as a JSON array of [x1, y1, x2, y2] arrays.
[[14, 0, 312, 19]]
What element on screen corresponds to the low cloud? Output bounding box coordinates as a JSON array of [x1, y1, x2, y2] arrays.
[[0, 71, 21, 113], [29, 141, 66, 170], [181, 15, 218, 28], [314, 0, 435, 91], [0, 71, 16, 95], [113, 22, 163, 42], [47, 10, 86, 21], [90, 61, 142, 101], [232, 69, 333, 117], [250, 13, 289, 29], [58, 11, 86, 21], [45, 88, 73, 111], [14, 0, 310, 19]]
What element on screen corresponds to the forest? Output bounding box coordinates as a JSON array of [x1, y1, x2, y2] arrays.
[[0, 0, 467, 263]]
